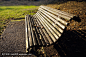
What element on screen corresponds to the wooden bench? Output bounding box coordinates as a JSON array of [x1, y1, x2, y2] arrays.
[[25, 5, 77, 53]]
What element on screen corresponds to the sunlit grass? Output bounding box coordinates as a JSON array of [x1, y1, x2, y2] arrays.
[[0, 5, 39, 35], [0, 5, 38, 19]]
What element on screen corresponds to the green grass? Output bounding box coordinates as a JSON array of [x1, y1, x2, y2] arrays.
[[0, 5, 39, 35]]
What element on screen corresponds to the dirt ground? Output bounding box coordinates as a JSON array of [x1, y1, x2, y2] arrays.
[[0, 1, 86, 57]]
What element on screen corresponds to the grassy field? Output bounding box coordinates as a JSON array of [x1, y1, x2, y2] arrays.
[[0, 5, 39, 35]]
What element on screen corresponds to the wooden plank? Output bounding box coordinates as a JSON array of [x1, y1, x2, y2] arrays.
[[40, 6, 71, 21], [32, 17, 42, 46], [35, 13, 57, 42], [30, 17, 37, 46], [38, 11, 64, 33], [37, 12, 61, 39], [27, 15, 33, 47], [36, 10, 65, 29], [34, 21, 45, 46], [25, 15, 29, 52], [39, 8, 68, 26], [36, 22, 47, 45], [34, 18, 53, 45], [40, 6, 76, 18]]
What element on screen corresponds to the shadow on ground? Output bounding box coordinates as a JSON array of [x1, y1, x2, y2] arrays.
[[54, 30, 86, 57]]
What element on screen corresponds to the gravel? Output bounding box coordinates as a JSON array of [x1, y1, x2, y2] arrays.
[[0, 21, 36, 57]]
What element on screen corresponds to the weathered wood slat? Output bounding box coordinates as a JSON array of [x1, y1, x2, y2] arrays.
[[40, 6, 73, 21], [36, 11, 65, 29], [35, 13, 57, 42], [27, 15, 33, 47], [39, 8, 68, 26], [35, 18, 53, 45], [34, 22, 45, 46], [37, 12, 61, 38], [33, 19, 42, 46], [37, 11, 64, 33], [30, 17, 37, 46], [25, 15, 29, 52], [40, 5, 77, 19], [33, 19, 49, 45]]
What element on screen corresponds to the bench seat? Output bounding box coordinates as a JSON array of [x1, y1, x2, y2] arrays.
[[25, 5, 77, 52]]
